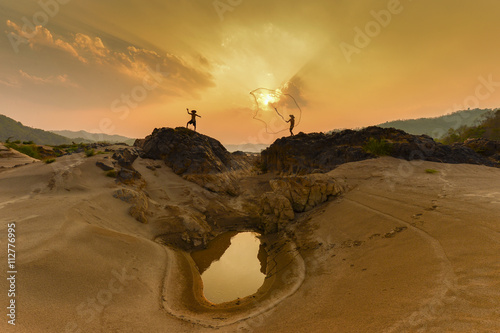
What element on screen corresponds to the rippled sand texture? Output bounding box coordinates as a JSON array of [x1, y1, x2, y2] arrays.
[[0, 152, 499, 332]]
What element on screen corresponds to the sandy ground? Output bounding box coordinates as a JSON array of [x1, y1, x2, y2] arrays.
[[0, 143, 38, 168], [0, 150, 499, 332]]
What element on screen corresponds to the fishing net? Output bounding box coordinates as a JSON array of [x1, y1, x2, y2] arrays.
[[249, 88, 302, 134]]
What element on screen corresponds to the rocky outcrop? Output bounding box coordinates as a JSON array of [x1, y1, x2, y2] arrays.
[[260, 173, 343, 233], [135, 127, 251, 195], [95, 161, 114, 171], [269, 174, 344, 212], [109, 148, 142, 184], [261, 193, 295, 233], [155, 204, 213, 250], [113, 188, 149, 223], [261, 126, 498, 173], [462, 138, 500, 162], [135, 127, 232, 174], [112, 148, 139, 169], [183, 173, 240, 196], [116, 168, 142, 183]]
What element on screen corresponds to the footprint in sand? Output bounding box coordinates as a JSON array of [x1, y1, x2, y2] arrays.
[[383, 226, 407, 238], [425, 200, 438, 211]]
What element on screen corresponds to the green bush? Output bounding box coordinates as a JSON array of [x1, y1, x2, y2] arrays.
[[106, 170, 117, 178], [425, 169, 439, 174], [53, 149, 64, 157], [85, 149, 95, 157], [23, 140, 35, 145], [363, 138, 392, 156], [440, 110, 500, 143], [44, 158, 56, 164], [61, 143, 88, 154], [18, 145, 41, 159], [6, 143, 41, 159]]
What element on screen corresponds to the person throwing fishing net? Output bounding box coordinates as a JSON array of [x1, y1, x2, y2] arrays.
[[186, 108, 201, 131], [274, 106, 295, 136], [286, 114, 295, 136]]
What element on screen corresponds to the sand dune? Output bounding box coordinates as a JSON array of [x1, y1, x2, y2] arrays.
[[1, 150, 499, 332]]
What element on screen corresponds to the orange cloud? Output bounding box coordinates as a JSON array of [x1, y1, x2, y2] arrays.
[[5, 20, 215, 97], [73, 33, 110, 62], [6, 20, 87, 63], [0, 77, 20, 88], [19, 70, 79, 87]]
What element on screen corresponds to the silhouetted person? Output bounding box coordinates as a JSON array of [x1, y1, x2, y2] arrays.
[[186, 108, 201, 131], [286, 114, 295, 136]]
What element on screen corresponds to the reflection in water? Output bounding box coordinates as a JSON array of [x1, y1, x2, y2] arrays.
[[191, 231, 238, 274], [191, 232, 267, 304]]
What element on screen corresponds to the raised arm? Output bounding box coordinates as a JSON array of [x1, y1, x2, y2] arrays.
[[186, 108, 190, 115]]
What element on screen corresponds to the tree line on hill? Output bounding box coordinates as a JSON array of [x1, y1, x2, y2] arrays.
[[0, 114, 134, 146], [440, 109, 500, 144], [376, 108, 494, 138]]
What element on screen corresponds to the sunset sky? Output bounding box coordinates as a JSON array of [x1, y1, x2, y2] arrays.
[[1, 0, 500, 144]]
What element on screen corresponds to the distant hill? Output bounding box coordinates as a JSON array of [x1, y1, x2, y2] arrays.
[[0, 114, 71, 145], [441, 109, 500, 144], [224, 143, 269, 153], [376, 109, 494, 138], [51, 130, 135, 145]]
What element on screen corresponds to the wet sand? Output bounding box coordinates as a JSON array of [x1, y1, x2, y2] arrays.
[[0, 151, 499, 332]]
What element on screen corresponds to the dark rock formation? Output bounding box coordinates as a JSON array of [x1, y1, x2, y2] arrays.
[[95, 161, 114, 171], [135, 127, 251, 195], [116, 168, 141, 183], [111, 148, 142, 184], [462, 138, 500, 162], [261, 126, 498, 174], [112, 148, 139, 169], [135, 127, 232, 174]]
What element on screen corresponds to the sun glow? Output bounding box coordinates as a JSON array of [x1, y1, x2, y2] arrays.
[[256, 90, 281, 107]]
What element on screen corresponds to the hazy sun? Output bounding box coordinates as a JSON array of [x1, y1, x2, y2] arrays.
[[260, 91, 281, 106]]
